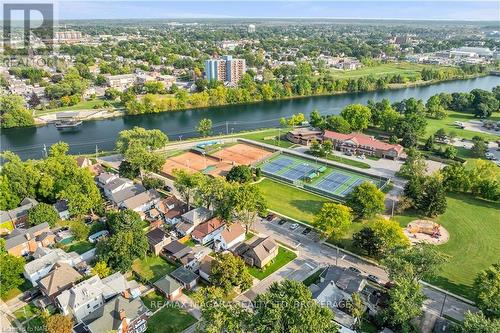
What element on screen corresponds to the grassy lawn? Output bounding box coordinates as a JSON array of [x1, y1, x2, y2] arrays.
[[329, 62, 432, 79], [14, 303, 40, 322], [141, 291, 166, 311], [302, 267, 326, 287], [324, 153, 371, 169], [248, 246, 298, 280], [425, 110, 500, 141], [132, 255, 177, 282], [245, 231, 255, 240], [1, 279, 32, 302], [23, 316, 45, 333], [145, 305, 197, 333], [257, 178, 329, 224], [394, 193, 500, 299], [239, 129, 294, 148], [182, 238, 197, 247], [66, 240, 95, 254]]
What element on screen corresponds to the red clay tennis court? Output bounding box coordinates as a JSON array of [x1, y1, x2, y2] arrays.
[[212, 143, 273, 165]]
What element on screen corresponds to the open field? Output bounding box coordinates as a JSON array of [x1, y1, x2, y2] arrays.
[[239, 129, 295, 148], [35, 99, 122, 115], [394, 193, 500, 299], [329, 62, 432, 79], [132, 256, 177, 282], [425, 110, 500, 141], [248, 246, 297, 280]]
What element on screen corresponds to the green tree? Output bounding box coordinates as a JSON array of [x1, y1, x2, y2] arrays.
[[226, 165, 253, 184], [0, 239, 25, 298], [232, 183, 267, 233], [346, 182, 385, 219], [173, 170, 203, 208], [313, 202, 353, 239], [461, 312, 500, 333], [251, 280, 335, 333], [353, 217, 409, 257], [115, 127, 168, 153], [28, 203, 59, 227], [325, 115, 351, 133], [398, 148, 427, 179], [340, 104, 372, 131], [210, 253, 253, 294], [474, 264, 500, 318], [197, 118, 213, 137], [66, 219, 90, 241], [91, 261, 111, 278], [384, 243, 450, 282], [124, 140, 165, 179], [347, 292, 365, 330], [0, 94, 35, 128], [45, 314, 73, 333], [471, 136, 488, 158], [309, 109, 324, 128], [142, 177, 164, 190], [381, 277, 425, 331], [193, 286, 251, 333], [415, 175, 447, 217]]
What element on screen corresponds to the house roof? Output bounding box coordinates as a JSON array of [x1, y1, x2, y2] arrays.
[[288, 128, 322, 137], [109, 184, 146, 205], [246, 236, 278, 262], [96, 172, 118, 185], [170, 266, 198, 285], [198, 256, 214, 277], [181, 207, 212, 225], [191, 217, 225, 240], [83, 295, 148, 333], [146, 228, 170, 246], [5, 222, 50, 250], [164, 240, 192, 259], [122, 189, 160, 210], [102, 178, 131, 192], [24, 248, 80, 275], [53, 200, 69, 213], [38, 262, 82, 296], [320, 266, 366, 295], [154, 275, 182, 294], [157, 197, 188, 219], [0, 198, 38, 223], [323, 131, 404, 153], [219, 223, 245, 244]]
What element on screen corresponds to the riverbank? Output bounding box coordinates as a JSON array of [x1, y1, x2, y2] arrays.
[[32, 73, 490, 128]]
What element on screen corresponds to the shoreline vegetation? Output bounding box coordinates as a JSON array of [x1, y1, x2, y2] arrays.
[[29, 71, 491, 127]]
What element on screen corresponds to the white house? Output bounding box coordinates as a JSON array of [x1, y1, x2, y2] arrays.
[[214, 223, 245, 252], [23, 248, 81, 286], [191, 217, 225, 245], [120, 189, 161, 213], [102, 178, 133, 199]]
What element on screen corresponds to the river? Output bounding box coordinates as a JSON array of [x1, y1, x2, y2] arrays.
[[2, 75, 499, 160]]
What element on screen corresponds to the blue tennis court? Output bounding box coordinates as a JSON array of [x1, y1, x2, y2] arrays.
[[340, 178, 369, 196], [315, 173, 350, 192], [261, 157, 295, 173], [282, 163, 316, 180]]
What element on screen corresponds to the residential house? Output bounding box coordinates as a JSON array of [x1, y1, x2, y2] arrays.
[[176, 207, 212, 236], [191, 217, 225, 245], [162, 240, 193, 264], [286, 128, 323, 145], [109, 184, 146, 207], [198, 256, 214, 282], [153, 275, 182, 300], [96, 172, 118, 186], [82, 295, 149, 333], [156, 197, 188, 225], [76, 156, 93, 168], [213, 223, 245, 252], [23, 248, 81, 286], [53, 200, 70, 220], [233, 236, 279, 268], [322, 131, 404, 160], [57, 272, 129, 321], [170, 266, 199, 290], [104, 74, 137, 91], [38, 262, 82, 303], [309, 266, 367, 330], [5, 222, 54, 256], [146, 228, 171, 255], [121, 189, 161, 213], [0, 197, 38, 229], [102, 178, 133, 200]]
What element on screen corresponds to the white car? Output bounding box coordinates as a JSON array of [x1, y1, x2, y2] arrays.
[[289, 223, 299, 230], [485, 152, 496, 160]]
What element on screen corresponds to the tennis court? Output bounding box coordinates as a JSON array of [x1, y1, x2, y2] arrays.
[[259, 153, 384, 199]]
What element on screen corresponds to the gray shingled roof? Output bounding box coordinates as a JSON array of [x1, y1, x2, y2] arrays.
[[170, 266, 198, 285], [154, 275, 181, 294], [5, 222, 50, 249]]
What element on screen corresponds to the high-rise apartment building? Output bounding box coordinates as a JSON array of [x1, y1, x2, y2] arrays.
[[248, 24, 256, 33], [205, 55, 246, 83]]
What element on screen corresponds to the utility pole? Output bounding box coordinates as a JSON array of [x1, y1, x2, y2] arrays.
[[95, 145, 98, 160], [440, 293, 447, 317], [226, 121, 229, 135]]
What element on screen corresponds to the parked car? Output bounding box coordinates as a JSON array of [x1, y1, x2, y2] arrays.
[[367, 274, 380, 284], [344, 151, 353, 156], [289, 223, 299, 230], [348, 266, 361, 274], [278, 219, 286, 225], [302, 227, 312, 235], [485, 152, 497, 160], [266, 213, 277, 222]]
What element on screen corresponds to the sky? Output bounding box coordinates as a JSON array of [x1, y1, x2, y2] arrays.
[[5, 1, 500, 21]]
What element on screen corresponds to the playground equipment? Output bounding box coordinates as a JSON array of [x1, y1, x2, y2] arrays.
[[407, 220, 442, 238]]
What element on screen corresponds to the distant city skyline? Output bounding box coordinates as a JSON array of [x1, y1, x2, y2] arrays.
[[52, 1, 499, 21]]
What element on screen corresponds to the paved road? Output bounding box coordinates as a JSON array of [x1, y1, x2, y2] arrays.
[[249, 216, 477, 322]]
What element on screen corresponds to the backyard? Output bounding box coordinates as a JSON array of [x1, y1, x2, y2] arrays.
[[132, 255, 178, 282], [248, 246, 298, 280], [145, 304, 197, 333], [394, 193, 500, 299], [66, 240, 95, 254]]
